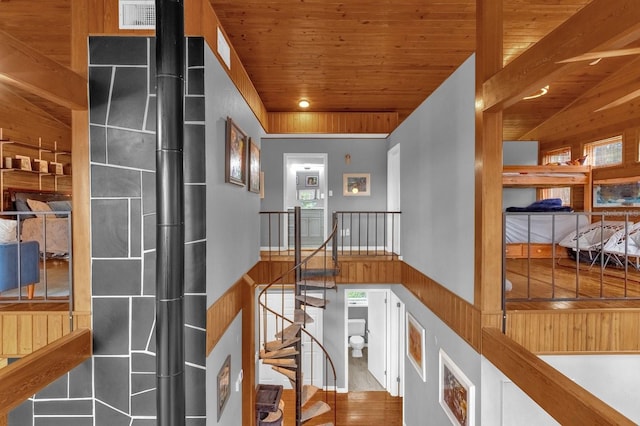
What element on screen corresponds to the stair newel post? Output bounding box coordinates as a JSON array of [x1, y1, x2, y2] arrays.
[[332, 211, 338, 264], [294, 206, 303, 425]]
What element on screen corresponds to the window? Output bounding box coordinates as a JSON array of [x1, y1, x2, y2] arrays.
[[583, 135, 623, 167], [542, 147, 571, 165], [347, 290, 367, 306], [542, 148, 571, 205]]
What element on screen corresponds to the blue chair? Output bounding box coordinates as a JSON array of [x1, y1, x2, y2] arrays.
[[0, 241, 40, 299]]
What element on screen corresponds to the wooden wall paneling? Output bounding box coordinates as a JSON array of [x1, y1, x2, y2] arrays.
[[0, 329, 91, 417], [401, 263, 481, 350], [483, 328, 634, 425], [205, 277, 245, 356], [0, 92, 71, 148], [484, 0, 640, 112], [267, 112, 398, 134], [1, 315, 17, 356], [505, 309, 640, 353]]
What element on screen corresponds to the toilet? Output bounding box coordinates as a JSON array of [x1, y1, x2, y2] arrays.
[[348, 318, 366, 358]]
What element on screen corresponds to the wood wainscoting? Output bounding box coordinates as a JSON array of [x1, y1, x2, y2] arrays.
[[0, 310, 90, 358], [506, 308, 640, 353], [205, 271, 257, 426]]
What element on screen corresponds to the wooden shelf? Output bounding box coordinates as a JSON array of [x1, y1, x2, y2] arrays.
[[0, 130, 72, 210]]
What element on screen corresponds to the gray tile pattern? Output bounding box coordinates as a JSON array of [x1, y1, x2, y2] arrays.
[[10, 37, 207, 426]]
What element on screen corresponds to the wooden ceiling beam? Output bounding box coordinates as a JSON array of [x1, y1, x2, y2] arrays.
[[483, 0, 640, 113], [523, 56, 640, 142], [0, 30, 87, 111]]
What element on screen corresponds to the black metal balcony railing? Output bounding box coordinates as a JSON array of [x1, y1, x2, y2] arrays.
[[0, 210, 72, 306], [259, 210, 401, 259], [503, 211, 640, 305]]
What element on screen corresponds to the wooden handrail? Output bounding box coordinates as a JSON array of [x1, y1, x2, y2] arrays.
[[0, 328, 92, 415], [482, 328, 634, 425]]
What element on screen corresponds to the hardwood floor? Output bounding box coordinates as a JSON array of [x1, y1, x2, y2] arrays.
[[280, 389, 402, 426], [348, 347, 384, 392], [505, 256, 640, 309]]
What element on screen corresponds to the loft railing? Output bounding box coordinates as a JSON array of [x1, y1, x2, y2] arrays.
[[333, 211, 401, 258], [0, 211, 72, 305], [503, 211, 640, 308], [260, 209, 401, 259]]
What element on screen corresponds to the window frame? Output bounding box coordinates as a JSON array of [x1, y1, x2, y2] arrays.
[[583, 135, 623, 168]]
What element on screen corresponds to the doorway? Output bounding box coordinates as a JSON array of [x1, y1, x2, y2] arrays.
[[344, 288, 405, 395], [283, 153, 328, 248]]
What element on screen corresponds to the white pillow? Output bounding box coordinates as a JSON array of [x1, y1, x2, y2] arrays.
[[26, 198, 53, 217], [0, 218, 17, 242]]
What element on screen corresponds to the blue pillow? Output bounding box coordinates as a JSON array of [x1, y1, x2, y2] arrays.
[[47, 200, 72, 218]]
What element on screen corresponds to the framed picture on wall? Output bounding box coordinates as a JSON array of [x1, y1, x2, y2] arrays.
[[248, 138, 261, 194], [217, 355, 231, 420], [343, 173, 370, 196], [439, 349, 475, 426], [306, 175, 319, 187], [225, 117, 247, 186], [406, 312, 426, 381]]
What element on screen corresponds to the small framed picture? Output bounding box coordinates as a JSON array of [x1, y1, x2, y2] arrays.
[[343, 173, 370, 196], [306, 175, 319, 187], [439, 349, 475, 426], [217, 355, 231, 420], [406, 312, 426, 381], [248, 138, 261, 194], [225, 117, 247, 186]]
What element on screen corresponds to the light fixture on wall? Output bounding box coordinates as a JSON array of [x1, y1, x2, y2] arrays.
[[298, 99, 310, 108], [345, 154, 351, 165], [522, 85, 549, 100]]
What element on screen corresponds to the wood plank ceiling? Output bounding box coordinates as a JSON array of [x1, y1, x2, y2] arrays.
[[4, 0, 640, 141]]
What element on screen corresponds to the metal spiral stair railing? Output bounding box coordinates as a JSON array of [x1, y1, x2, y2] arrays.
[[258, 208, 339, 425]]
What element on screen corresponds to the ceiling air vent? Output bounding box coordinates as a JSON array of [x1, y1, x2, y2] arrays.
[[119, 0, 155, 30]]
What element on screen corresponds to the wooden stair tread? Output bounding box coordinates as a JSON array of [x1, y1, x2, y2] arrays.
[[275, 324, 301, 340], [294, 308, 314, 324], [262, 409, 283, 422], [262, 358, 297, 368], [297, 279, 336, 289], [272, 366, 296, 381], [260, 346, 299, 359], [302, 384, 320, 406], [301, 401, 331, 422], [295, 295, 328, 308], [265, 337, 300, 352]]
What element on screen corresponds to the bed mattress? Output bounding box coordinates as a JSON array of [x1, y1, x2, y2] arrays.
[[505, 214, 590, 244]]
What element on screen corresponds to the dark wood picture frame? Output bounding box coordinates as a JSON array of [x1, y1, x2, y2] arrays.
[[248, 138, 261, 194], [217, 355, 231, 420], [225, 117, 247, 186]]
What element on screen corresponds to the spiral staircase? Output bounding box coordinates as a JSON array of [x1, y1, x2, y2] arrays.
[[258, 207, 339, 425]]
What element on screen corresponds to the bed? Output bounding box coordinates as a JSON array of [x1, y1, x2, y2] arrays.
[[7, 188, 72, 256], [503, 165, 592, 258]]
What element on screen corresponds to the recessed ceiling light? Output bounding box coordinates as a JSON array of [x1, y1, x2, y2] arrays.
[[298, 99, 310, 108], [523, 85, 549, 100]]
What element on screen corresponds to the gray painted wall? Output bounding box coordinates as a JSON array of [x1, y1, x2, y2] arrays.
[[389, 54, 476, 304], [260, 138, 388, 214], [203, 41, 264, 425], [392, 285, 481, 426]]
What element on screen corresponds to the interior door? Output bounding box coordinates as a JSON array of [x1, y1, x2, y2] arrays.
[[387, 144, 401, 254], [367, 290, 387, 387]]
